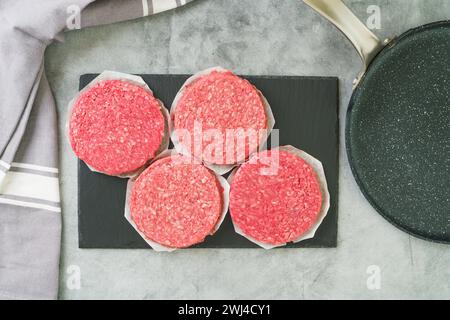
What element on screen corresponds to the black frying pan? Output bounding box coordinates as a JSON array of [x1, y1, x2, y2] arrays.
[[304, 0, 450, 243]]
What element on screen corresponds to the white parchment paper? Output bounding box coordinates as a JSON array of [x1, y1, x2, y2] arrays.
[[170, 66, 275, 175], [66, 70, 170, 178], [124, 150, 230, 252], [228, 145, 331, 249]]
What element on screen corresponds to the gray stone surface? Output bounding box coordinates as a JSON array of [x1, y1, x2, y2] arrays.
[[45, 0, 450, 299]]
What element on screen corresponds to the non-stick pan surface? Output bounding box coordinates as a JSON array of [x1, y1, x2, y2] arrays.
[[347, 21, 450, 243]]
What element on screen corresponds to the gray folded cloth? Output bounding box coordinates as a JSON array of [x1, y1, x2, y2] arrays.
[[0, 0, 192, 300]]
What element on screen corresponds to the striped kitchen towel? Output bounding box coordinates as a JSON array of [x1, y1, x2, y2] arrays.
[[0, 0, 193, 300]]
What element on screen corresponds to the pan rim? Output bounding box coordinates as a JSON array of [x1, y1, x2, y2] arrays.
[[345, 20, 450, 245]]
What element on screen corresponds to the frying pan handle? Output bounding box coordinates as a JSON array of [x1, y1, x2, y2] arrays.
[[303, 0, 385, 85]]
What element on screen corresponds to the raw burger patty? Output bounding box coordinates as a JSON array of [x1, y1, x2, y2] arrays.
[[69, 79, 165, 175], [130, 154, 223, 248], [173, 70, 267, 165], [230, 149, 322, 245]]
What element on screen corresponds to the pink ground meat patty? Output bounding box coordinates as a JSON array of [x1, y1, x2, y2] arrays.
[[173, 70, 267, 165], [130, 154, 223, 248], [230, 149, 323, 245], [69, 79, 165, 176]]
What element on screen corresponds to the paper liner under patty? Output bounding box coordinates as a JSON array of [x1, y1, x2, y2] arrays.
[[227, 145, 330, 249], [124, 150, 230, 252], [66, 70, 170, 178], [170, 66, 275, 175]]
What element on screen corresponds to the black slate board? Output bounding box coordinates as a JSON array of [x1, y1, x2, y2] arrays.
[[78, 74, 339, 249]]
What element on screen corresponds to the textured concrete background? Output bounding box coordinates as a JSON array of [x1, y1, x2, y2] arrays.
[[45, 0, 450, 299]]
